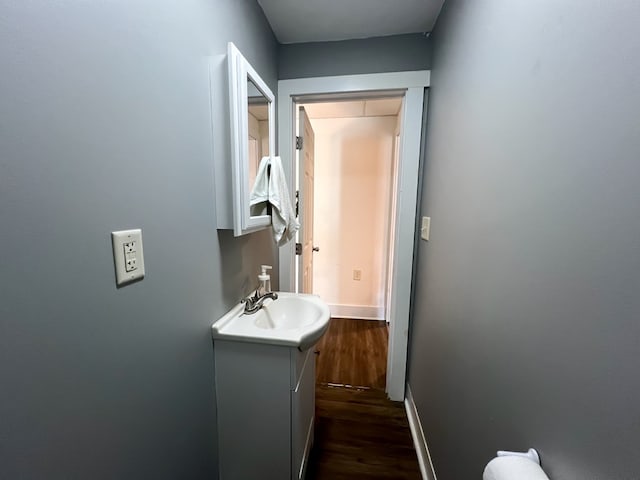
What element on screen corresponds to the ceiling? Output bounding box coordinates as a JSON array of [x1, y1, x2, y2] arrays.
[[302, 98, 402, 119], [248, 104, 268, 121], [257, 0, 445, 44]]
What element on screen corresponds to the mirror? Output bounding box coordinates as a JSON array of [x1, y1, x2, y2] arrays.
[[227, 42, 275, 236], [247, 79, 270, 216]]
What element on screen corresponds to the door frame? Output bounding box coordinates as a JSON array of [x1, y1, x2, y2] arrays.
[[277, 71, 430, 401]]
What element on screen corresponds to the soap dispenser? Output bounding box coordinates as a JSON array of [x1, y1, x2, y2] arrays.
[[258, 265, 272, 293]]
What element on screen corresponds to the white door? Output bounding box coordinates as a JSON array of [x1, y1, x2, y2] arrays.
[[297, 107, 316, 294]]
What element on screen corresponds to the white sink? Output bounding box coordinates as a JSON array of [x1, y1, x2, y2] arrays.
[[211, 292, 330, 350]]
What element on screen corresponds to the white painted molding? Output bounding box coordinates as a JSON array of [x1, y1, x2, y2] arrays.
[[278, 71, 430, 96], [405, 385, 437, 480], [277, 70, 429, 402], [328, 304, 385, 321], [385, 86, 424, 401], [226, 42, 274, 236]]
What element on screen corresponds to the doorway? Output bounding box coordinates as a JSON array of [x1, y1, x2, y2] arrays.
[[298, 99, 401, 318], [296, 97, 402, 390], [278, 71, 429, 401]]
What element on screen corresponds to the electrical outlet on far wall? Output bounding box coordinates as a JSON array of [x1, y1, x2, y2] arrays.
[[112, 229, 145, 286], [353, 269, 362, 281]]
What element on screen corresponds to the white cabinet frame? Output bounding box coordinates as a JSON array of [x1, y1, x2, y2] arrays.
[[227, 42, 275, 236]]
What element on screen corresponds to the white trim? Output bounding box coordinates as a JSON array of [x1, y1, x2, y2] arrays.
[[277, 71, 429, 402], [226, 42, 274, 236], [328, 304, 385, 321], [384, 87, 424, 401], [278, 71, 430, 96], [405, 385, 437, 480]]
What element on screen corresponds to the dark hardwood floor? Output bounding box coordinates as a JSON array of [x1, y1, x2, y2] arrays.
[[308, 318, 421, 479], [315, 317, 389, 389]]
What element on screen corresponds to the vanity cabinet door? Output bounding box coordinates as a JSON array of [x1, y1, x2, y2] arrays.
[[291, 348, 315, 479]]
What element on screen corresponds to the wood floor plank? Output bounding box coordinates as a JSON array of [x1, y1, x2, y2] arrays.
[[308, 318, 420, 479], [308, 386, 420, 479], [315, 318, 388, 389]]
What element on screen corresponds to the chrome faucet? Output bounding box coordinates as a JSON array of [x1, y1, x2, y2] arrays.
[[242, 286, 278, 314]]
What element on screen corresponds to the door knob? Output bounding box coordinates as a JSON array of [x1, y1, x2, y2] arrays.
[[312, 246, 320, 252]]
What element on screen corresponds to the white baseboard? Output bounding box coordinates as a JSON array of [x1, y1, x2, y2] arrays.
[[405, 385, 437, 480], [328, 303, 385, 320]]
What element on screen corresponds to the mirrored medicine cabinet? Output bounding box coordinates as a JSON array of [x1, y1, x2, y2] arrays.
[[226, 42, 275, 236]]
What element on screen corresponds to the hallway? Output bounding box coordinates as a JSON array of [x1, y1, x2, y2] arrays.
[[308, 319, 421, 479]]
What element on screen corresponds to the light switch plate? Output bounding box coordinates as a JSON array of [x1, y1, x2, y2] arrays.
[[111, 229, 145, 286], [421, 217, 431, 241]]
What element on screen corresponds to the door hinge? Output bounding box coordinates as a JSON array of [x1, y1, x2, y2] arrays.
[[295, 243, 302, 255], [296, 136, 303, 150], [295, 190, 299, 217]]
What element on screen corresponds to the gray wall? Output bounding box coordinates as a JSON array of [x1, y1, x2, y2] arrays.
[[409, 1, 640, 479], [278, 33, 431, 79], [0, 0, 278, 478]]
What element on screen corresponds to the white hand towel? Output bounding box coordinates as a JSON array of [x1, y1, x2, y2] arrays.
[[250, 156, 270, 206], [250, 156, 300, 245]]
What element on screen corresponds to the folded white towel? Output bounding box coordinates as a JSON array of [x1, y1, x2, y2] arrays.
[[250, 156, 300, 245]]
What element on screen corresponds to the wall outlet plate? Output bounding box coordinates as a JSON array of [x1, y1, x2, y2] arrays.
[[111, 229, 145, 286], [421, 217, 431, 241]]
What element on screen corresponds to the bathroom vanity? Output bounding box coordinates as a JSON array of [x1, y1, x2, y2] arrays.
[[211, 293, 330, 480], [214, 341, 315, 480]]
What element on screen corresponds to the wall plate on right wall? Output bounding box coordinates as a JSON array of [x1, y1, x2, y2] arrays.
[[421, 216, 431, 241]]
